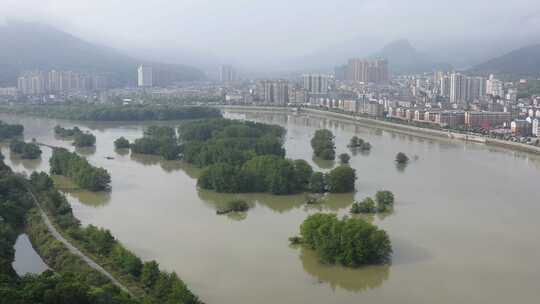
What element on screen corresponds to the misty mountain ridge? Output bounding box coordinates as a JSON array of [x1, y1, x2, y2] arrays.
[[0, 22, 205, 86], [287, 38, 452, 74], [469, 42, 540, 78], [369, 39, 452, 74]]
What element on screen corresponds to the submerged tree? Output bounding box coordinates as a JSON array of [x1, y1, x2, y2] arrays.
[[375, 190, 394, 212], [326, 166, 356, 193], [114, 137, 130, 149], [311, 129, 335, 160], [350, 197, 377, 214], [339, 153, 351, 164], [395, 152, 409, 164], [298, 213, 392, 266]]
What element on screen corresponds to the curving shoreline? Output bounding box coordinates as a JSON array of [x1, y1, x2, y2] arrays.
[[218, 105, 540, 155]]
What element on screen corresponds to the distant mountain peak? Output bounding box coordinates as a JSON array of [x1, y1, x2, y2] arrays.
[[469, 43, 540, 77], [370, 39, 451, 74], [0, 22, 204, 86], [380, 39, 415, 51]]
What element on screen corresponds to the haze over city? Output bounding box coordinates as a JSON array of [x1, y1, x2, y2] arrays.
[[2, 0, 540, 70], [2, 1, 540, 304]]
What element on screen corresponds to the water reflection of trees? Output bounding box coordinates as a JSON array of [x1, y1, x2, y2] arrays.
[[9, 152, 42, 170], [115, 148, 130, 156], [395, 162, 407, 173], [312, 156, 335, 170], [350, 147, 370, 157], [350, 208, 395, 223], [129, 153, 201, 176], [75, 146, 96, 156], [198, 190, 355, 214], [299, 247, 390, 293], [197, 190, 300, 214], [304, 193, 355, 212], [64, 190, 111, 207]]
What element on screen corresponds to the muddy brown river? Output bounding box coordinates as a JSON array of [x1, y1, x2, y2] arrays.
[[2, 110, 540, 304]]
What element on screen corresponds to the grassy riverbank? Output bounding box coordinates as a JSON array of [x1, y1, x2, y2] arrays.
[[26, 208, 148, 298]]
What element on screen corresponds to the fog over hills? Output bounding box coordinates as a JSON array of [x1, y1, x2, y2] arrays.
[[0, 22, 205, 86], [369, 39, 452, 74], [1, 0, 539, 78], [468, 43, 540, 78]]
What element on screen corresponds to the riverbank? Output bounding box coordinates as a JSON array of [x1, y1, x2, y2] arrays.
[[21, 179, 140, 297], [21, 172, 201, 304], [218, 105, 540, 155]]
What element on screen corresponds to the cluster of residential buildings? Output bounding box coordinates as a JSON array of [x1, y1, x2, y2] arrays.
[[335, 59, 389, 84], [16, 70, 108, 95], [137, 65, 180, 88], [3, 58, 540, 142], [408, 72, 516, 105], [388, 108, 512, 127]]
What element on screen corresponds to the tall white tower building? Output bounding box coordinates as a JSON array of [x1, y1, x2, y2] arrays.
[[137, 65, 153, 87]]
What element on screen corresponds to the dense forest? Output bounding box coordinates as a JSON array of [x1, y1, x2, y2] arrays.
[[0, 121, 24, 140], [297, 213, 392, 267], [9, 140, 42, 159], [180, 119, 285, 167], [180, 119, 357, 195], [54, 125, 96, 147], [130, 126, 181, 160], [54, 125, 83, 138], [49, 148, 111, 191], [73, 133, 96, 147], [311, 129, 336, 160], [4, 105, 221, 121]]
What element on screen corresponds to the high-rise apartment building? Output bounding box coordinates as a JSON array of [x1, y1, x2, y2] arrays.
[[137, 65, 153, 87], [219, 65, 237, 83], [450, 73, 468, 104], [256, 80, 289, 105], [303, 74, 329, 94], [17, 71, 46, 95], [470, 76, 486, 100], [440, 75, 451, 98], [47, 70, 107, 92], [18, 69, 107, 95], [346, 59, 389, 83], [486, 74, 504, 97], [533, 118, 539, 137], [273, 80, 289, 105]]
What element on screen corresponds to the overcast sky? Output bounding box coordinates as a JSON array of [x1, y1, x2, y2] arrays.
[[1, 0, 540, 69]]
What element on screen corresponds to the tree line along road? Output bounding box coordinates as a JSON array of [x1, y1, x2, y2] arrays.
[[17, 177, 135, 297]]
